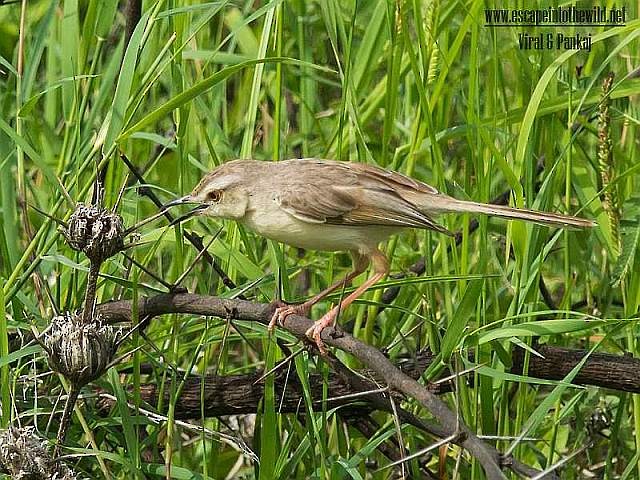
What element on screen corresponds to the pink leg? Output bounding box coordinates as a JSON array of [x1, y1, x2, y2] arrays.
[[305, 249, 389, 354], [269, 251, 369, 331]]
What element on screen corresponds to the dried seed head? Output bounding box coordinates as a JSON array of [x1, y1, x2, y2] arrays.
[[44, 312, 121, 387], [61, 203, 125, 262], [0, 426, 78, 479]]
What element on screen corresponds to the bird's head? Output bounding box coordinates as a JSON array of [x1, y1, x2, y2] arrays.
[[163, 164, 250, 221]]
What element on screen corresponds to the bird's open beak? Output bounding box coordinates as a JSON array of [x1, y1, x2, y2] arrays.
[[162, 195, 208, 224], [162, 195, 195, 210]]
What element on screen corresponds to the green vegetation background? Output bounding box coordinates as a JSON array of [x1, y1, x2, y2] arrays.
[[0, 0, 639, 478]]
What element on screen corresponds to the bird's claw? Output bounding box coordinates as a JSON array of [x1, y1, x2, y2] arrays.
[[305, 311, 337, 356], [269, 301, 337, 356], [268, 302, 310, 333]]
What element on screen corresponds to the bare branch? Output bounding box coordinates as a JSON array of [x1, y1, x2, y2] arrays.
[[97, 293, 560, 479]]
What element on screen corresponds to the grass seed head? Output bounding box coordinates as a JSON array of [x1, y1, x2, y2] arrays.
[[44, 312, 121, 387], [597, 71, 620, 248], [61, 203, 125, 262]]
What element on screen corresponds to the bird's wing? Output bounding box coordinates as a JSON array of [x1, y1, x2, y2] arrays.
[[343, 161, 441, 195], [275, 182, 357, 224], [276, 171, 452, 235]]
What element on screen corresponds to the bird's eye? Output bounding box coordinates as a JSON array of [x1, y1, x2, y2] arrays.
[[207, 189, 223, 203]]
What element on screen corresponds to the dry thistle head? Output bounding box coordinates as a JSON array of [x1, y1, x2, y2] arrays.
[[61, 203, 125, 263], [44, 312, 120, 387], [0, 426, 78, 479]]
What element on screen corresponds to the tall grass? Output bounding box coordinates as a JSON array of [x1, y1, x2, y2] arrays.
[[0, 0, 639, 478]]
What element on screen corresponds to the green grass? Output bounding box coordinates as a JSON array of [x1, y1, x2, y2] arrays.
[[1, 0, 640, 478]]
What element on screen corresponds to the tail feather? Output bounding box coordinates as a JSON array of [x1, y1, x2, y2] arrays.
[[442, 199, 596, 229]]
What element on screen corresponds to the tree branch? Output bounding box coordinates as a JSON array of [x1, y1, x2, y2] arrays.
[[99, 351, 449, 417], [97, 293, 559, 479], [102, 339, 640, 421]]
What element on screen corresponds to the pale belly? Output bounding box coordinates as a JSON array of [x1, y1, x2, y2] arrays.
[[240, 210, 398, 253]]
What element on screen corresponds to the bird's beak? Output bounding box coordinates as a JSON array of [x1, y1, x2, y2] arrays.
[[162, 195, 208, 225], [162, 195, 195, 210]]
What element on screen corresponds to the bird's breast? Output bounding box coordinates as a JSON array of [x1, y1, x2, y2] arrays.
[[240, 206, 397, 253]]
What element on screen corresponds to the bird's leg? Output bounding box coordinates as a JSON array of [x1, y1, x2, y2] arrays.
[[306, 249, 389, 354], [268, 274, 357, 330], [269, 252, 369, 331]]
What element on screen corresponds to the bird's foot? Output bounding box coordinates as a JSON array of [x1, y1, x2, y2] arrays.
[[268, 301, 311, 333], [305, 310, 338, 355]]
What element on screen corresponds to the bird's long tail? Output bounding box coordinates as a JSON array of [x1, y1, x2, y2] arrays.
[[438, 198, 596, 229]]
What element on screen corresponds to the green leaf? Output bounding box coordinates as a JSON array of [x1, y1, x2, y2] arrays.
[[108, 367, 140, 475], [440, 279, 484, 360], [507, 342, 602, 456], [612, 221, 640, 287], [224, 8, 259, 56], [258, 335, 277, 480], [611, 195, 640, 286], [140, 463, 215, 479], [474, 319, 605, 345], [464, 361, 584, 389], [0, 118, 64, 199], [41, 254, 90, 272], [94, 0, 120, 39], [182, 50, 252, 65], [60, 0, 79, 121], [0, 54, 17, 76], [0, 281, 8, 427], [158, 2, 227, 18], [18, 75, 99, 117], [102, 10, 151, 155], [240, 2, 276, 158], [335, 459, 365, 480], [0, 345, 42, 369]]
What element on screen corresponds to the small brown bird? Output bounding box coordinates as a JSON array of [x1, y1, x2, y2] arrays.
[[166, 159, 595, 353]]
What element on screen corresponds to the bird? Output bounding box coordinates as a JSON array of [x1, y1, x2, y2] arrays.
[[164, 158, 595, 353]]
